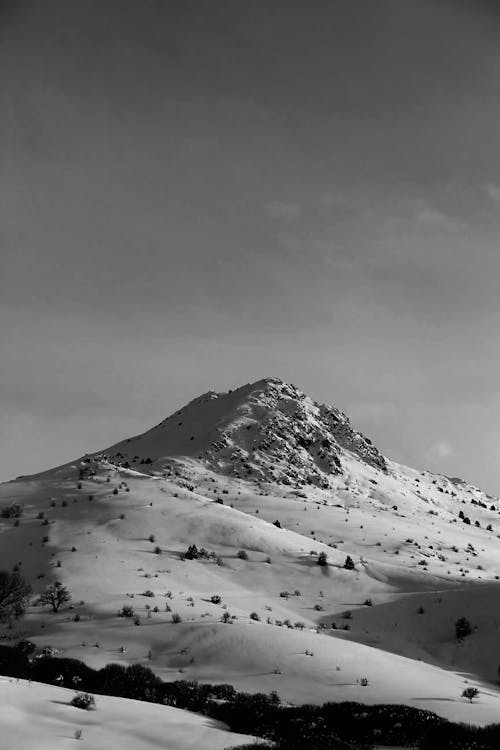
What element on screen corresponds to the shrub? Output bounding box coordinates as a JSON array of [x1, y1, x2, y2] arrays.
[[462, 686, 479, 703], [171, 612, 182, 623], [185, 544, 199, 560], [119, 604, 134, 618], [1, 503, 23, 518], [0, 571, 32, 621], [154, 546, 162, 555], [71, 693, 96, 711], [455, 617, 472, 640], [343, 555, 355, 570], [221, 611, 232, 623], [249, 612, 260, 621], [40, 582, 71, 613], [149, 534, 156, 543], [0, 644, 30, 678], [16, 639, 36, 656], [317, 551, 328, 566], [237, 550, 248, 560], [211, 595, 222, 604], [143, 590, 155, 597]]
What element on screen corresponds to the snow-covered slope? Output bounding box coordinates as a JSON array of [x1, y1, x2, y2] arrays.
[[3, 377, 500, 730], [0, 675, 255, 750], [84, 377, 387, 487]]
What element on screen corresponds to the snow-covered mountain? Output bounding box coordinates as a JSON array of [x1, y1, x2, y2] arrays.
[[3, 377, 500, 732], [85, 377, 386, 485]]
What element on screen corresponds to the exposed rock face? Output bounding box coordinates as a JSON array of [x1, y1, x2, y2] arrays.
[[92, 377, 386, 489], [200, 378, 387, 487]]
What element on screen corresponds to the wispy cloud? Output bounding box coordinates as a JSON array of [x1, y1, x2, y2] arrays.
[[415, 206, 465, 232], [483, 183, 500, 204], [264, 201, 301, 220], [425, 440, 454, 462]]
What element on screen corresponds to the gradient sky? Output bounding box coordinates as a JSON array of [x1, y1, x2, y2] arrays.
[[2, 0, 500, 491]]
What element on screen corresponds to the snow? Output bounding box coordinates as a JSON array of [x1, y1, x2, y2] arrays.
[[0, 676, 254, 750], [2, 377, 500, 730]]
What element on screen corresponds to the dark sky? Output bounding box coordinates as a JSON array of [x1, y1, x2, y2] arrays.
[[2, 1, 500, 491]]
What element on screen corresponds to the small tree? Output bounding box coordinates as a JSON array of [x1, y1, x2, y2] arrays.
[[344, 555, 355, 570], [184, 544, 199, 560], [462, 686, 479, 703], [455, 616, 472, 640], [40, 581, 71, 613], [317, 551, 327, 566], [0, 571, 31, 621]]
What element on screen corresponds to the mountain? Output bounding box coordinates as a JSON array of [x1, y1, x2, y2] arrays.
[[87, 377, 387, 487], [3, 377, 500, 733]]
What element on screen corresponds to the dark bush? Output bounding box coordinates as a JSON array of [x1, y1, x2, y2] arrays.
[[317, 551, 327, 566], [184, 544, 199, 560], [0, 570, 32, 620], [0, 644, 30, 678], [31, 656, 96, 691], [16, 639, 36, 656], [1, 503, 23, 518], [343, 556, 355, 570], [71, 692, 95, 710], [455, 617, 472, 640]]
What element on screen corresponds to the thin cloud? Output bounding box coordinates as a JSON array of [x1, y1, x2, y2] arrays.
[[416, 207, 465, 233], [483, 183, 500, 203], [264, 201, 301, 220], [425, 440, 454, 462]]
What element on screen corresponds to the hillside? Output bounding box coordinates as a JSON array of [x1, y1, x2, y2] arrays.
[[0, 675, 255, 750], [2, 377, 500, 732]]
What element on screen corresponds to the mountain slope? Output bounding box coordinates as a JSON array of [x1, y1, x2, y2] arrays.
[[2, 377, 500, 728], [86, 377, 387, 487]]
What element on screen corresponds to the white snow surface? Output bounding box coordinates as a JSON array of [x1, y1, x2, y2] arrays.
[[3, 377, 500, 735]]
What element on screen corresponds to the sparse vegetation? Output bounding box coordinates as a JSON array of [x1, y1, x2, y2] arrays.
[[343, 555, 355, 570], [462, 686, 479, 703], [455, 616, 472, 640], [119, 604, 135, 618], [1, 503, 23, 519], [0, 571, 31, 621], [317, 551, 328, 566], [70, 693, 96, 710], [40, 581, 71, 613]]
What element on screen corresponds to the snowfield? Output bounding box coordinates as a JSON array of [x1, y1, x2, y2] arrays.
[[2, 377, 500, 739], [0, 675, 255, 750]]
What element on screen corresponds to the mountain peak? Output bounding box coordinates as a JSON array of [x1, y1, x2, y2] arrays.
[[93, 378, 387, 489]]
